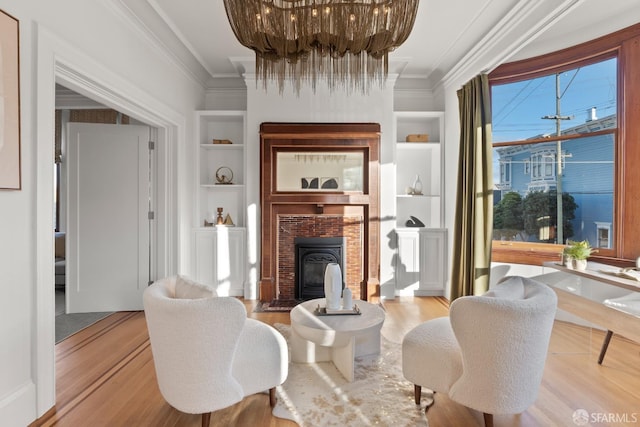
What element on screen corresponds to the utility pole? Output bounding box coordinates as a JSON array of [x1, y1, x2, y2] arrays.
[[542, 73, 573, 244]]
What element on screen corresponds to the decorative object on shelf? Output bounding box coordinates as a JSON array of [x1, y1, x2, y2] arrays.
[[406, 134, 429, 142], [342, 287, 353, 310], [405, 216, 425, 227], [301, 177, 319, 189], [321, 177, 339, 189], [412, 174, 423, 195], [324, 263, 343, 310], [223, 213, 235, 226], [212, 138, 232, 144], [204, 219, 215, 227], [563, 240, 596, 271], [216, 207, 225, 225], [222, 0, 419, 94], [215, 166, 234, 184]]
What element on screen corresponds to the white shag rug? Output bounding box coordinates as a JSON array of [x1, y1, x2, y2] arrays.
[[272, 323, 432, 427]]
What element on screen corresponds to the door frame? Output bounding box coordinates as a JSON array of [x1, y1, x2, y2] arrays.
[[34, 27, 185, 416]]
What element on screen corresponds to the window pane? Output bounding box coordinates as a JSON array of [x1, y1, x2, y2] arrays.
[[492, 58, 617, 249], [493, 133, 614, 247], [492, 58, 617, 143]]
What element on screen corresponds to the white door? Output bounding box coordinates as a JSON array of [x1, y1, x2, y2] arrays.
[[67, 123, 153, 313]]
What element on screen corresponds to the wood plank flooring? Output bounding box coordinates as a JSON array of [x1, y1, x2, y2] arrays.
[[31, 297, 640, 427]]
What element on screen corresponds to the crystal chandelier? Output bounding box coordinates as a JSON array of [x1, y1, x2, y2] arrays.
[[223, 0, 419, 94]]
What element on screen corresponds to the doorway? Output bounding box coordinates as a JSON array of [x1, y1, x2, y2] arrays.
[[54, 87, 157, 339]]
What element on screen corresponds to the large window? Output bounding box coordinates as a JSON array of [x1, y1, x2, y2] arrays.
[[489, 23, 640, 265]]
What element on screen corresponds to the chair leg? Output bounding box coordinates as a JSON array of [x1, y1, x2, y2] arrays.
[[269, 387, 277, 407], [483, 412, 494, 427], [202, 412, 211, 427], [598, 330, 614, 365], [414, 385, 421, 405]]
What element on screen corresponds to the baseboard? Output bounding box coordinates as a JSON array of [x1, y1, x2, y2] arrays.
[[0, 381, 37, 427]]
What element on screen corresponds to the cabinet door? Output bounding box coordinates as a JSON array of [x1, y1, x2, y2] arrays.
[[194, 230, 217, 287], [395, 230, 421, 292], [215, 228, 245, 296], [419, 229, 447, 293]]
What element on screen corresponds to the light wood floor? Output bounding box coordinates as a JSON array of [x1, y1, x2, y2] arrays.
[[31, 297, 640, 427]]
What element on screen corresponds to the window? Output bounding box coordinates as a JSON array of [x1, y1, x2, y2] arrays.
[[489, 23, 640, 264], [595, 222, 611, 249]]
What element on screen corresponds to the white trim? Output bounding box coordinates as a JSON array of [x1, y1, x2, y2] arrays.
[[104, 0, 209, 88], [35, 24, 184, 417], [440, 0, 583, 88]]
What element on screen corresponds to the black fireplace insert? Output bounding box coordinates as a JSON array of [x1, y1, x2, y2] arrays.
[[294, 237, 346, 300]]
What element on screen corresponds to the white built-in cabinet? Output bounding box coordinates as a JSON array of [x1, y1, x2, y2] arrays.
[[193, 111, 247, 296], [393, 112, 447, 296], [193, 228, 246, 296]]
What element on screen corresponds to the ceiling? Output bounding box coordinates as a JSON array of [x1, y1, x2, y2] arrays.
[[115, 1, 640, 89]]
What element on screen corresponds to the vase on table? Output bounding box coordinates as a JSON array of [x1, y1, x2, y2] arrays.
[[324, 263, 342, 310], [573, 259, 588, 271]]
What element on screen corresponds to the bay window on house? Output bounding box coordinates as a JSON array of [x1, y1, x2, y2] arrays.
[[489, 23, 640, 266]]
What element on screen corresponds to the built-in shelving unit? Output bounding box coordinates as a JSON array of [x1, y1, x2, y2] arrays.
[[394, 111, 444, 229], [196, 111, 246, 228], [193, 110, 247, 296], [393, 111, 447, 296]]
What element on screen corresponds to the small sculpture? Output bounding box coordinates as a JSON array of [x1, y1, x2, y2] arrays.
[[216, 207, 224, 225], [406, 216, 425, 227]]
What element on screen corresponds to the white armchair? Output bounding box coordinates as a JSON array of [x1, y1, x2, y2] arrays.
[[402, 276, 557, 427], [143, 276, 288, 426]]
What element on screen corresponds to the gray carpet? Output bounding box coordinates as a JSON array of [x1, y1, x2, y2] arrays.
[[55, 289, 113, 343]]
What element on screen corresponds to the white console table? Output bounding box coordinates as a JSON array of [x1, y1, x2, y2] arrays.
[[542, 261, 640, 363]]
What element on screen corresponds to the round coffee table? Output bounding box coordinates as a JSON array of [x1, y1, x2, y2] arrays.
[[290, 298, 385, 381]]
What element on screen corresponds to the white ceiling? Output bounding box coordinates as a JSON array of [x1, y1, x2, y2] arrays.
[[114, 0, 640, 89]]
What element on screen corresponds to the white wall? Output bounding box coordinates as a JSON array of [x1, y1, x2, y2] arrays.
[[0, 1, 203, 425]]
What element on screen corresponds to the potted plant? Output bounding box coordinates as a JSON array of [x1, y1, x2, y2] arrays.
[[563, 240, 596, 270]]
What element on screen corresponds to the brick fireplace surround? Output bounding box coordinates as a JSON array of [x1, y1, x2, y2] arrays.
[[277, 214, 363, 301]]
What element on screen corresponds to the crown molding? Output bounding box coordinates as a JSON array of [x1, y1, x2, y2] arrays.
[[440, 0, 583, 88], [105, 0, 210, 88]]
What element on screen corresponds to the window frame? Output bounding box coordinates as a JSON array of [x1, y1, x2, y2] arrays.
[[489, 22, 640, 268]]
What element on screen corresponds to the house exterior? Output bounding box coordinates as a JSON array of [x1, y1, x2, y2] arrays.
[[495, 113, 616, 246], [1, 0, 639, 425]]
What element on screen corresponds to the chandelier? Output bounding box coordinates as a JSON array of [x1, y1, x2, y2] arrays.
[[223, 0, 419, 94]]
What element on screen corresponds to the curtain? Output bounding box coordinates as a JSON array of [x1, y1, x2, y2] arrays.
[[450, 74, 493, 301]]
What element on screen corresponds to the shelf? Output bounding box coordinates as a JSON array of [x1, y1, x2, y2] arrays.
[[200, 143, 244, 150], [394, 111, 444, 230], [201, 184, 245, 189], [396, 141, 440, 147], [196, 110, 246, 228]]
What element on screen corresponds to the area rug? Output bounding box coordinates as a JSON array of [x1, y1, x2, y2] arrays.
[[253, 299, 301, 313], [272, 324, 432, 426]]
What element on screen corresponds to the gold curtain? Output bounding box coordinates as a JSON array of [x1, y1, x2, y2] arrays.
[[450, 74, 493, 301]]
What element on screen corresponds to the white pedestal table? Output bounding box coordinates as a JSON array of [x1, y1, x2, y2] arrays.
[[290, 298, 385, 382]]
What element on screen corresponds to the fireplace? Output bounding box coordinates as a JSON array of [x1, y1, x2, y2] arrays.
[[259, 123, 381, 302], [295, 237, 346, 300]]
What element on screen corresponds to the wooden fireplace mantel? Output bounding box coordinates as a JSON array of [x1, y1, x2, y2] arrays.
[[259, 123, 381, 302]]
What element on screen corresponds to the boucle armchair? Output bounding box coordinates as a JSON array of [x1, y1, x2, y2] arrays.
[[143, 276, 288, 427], [402, 276, 557, 427]]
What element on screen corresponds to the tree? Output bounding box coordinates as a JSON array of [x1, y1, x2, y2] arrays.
[[494, 192, 524, 240], [523, 190, 577, 243]]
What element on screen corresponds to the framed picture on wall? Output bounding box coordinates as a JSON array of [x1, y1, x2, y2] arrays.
[[0, 9, 21, 190]]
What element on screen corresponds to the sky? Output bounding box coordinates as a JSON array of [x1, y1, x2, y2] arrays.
[[491, 57, 617, 143]]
